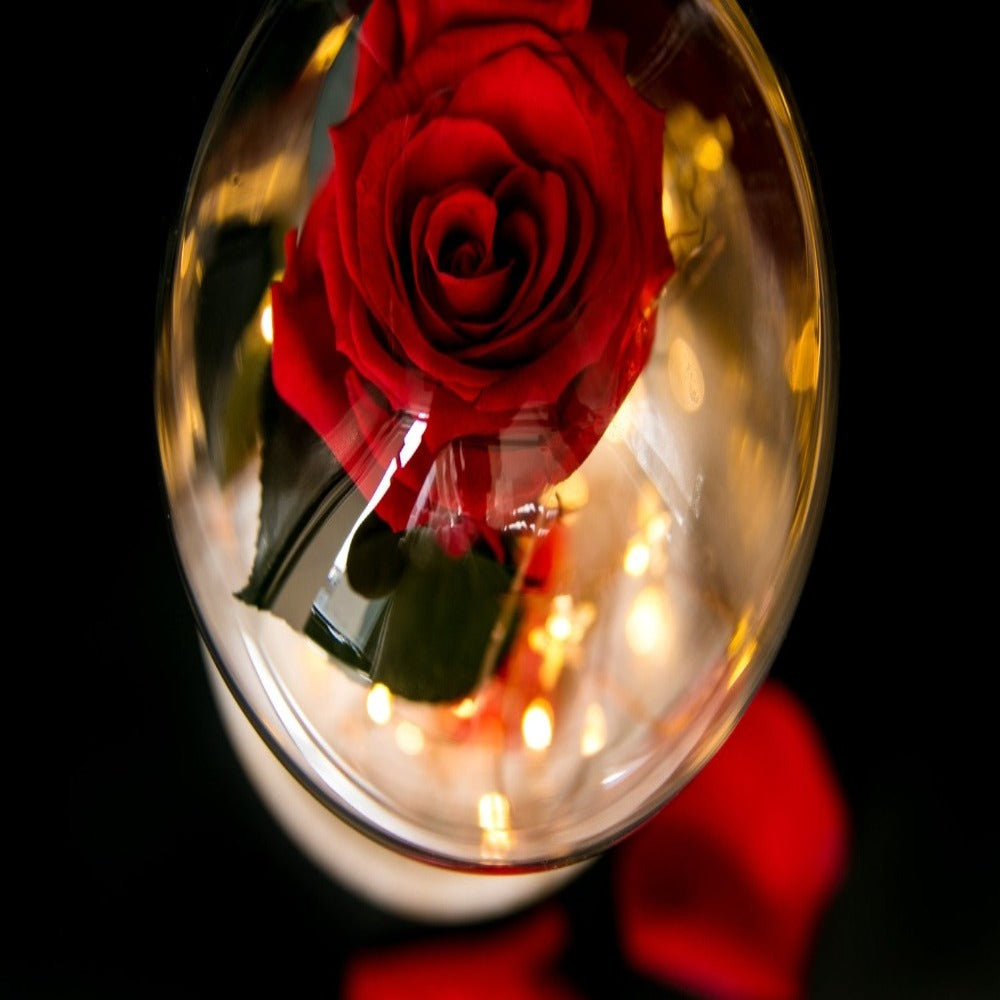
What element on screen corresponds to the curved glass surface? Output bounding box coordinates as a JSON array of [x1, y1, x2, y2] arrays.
[[155, 0, 837, 870]]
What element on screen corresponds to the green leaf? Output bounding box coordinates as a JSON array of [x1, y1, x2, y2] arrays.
[[235, 372, 349, 610], [365, 530, 515, 703], [346, 510, 409, 599], [237, 380, 518, 704]]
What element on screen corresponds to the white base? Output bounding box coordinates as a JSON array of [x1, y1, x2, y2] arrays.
[[206, 658, 587, 924]]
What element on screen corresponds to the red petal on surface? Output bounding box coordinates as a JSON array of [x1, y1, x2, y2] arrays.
[[614, 683, 849, 1000], [342, 904, 579, 1000]]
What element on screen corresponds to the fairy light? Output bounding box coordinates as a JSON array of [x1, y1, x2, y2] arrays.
[[478, 792, 510, 832], [260, 302, 273, 344], [626, 587, 671, 657], [645, 513, 670, 544], [546, 595, 575, 642], [694, 134, 725, 171], [528, 627, 549, 654], [366, 683, 392, 725], [521, 698, 554, 751], [452, 696, 478, 719], [580, 703, 607, 757], [394, 720, 425, 755], [623, 539, 651, 577], [538, 642, 565, 692], [481, 828, 513, 857]]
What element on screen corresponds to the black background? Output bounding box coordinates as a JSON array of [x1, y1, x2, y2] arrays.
[[10, 1, 993, 995]]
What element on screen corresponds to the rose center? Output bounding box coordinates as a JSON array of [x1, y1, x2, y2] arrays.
[[439, 232, 488, 278]]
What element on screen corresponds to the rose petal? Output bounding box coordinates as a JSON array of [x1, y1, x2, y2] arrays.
[[350, 116, 526, 398], [270, 189, 354, 443], [396, 0, 592, 62], [417, 187, 515, 322], [447, 42, 600, 178], [614, 683, 849, 1000], [342, 904, 578, 1000], [422, 186, 498, 274], [333, 20, 572, 264], [351, 0, 401, 112], [456, 164, 591, 369]]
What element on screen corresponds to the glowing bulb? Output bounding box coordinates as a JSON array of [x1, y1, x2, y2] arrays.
[[694, 134, 725, 171], [260, 302, 273, 344], [394, 720, 425, 755], [481, 828, 513, 858], [645, 514, 670, 544], [478, 792, 510, 832], [546, 595, 575, 642], [452, 697, 478, 719], [366, 683, 392, 725], [522, 698, 554, 751], [538, 643, 565, 691], [580, 703, 607, 757], [626, 587, 671, 657], [528, 627, 549, 654], [623, 540, 651, 577]]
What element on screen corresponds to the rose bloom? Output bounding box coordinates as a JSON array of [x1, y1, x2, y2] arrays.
[[272, 0, 674, 542]]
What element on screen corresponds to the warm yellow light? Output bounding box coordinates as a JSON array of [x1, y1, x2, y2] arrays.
[[546, 595, 575, 642], [522, 698, 554, 751], [366, 683, 392, 725], [541, 469, 589, 513], [394, 720, 425, 755], [694, 134, 725, 171], [179, 228, 196, 280], [260, 302, 273, 344], [645, 513, 670, 544], [728, 640, 758, 689], [452, 696, 478, 719], [580, 703, 607, 757], [304, 19, 354, 77], [667, 336, 705, 413], [661, 186, 676, 230], [626, 587, 671, 656], [478, 791, 511, 831], [727, 612, 752, 657], [785, 317, 820, 392], [528, 627, 549, 654], [481, 828, 513, 858], [538, 643, 565, 692], [623, 540, 651, 577]]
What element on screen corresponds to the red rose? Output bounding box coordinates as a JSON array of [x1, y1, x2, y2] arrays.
[[271, 0, 673, 537]]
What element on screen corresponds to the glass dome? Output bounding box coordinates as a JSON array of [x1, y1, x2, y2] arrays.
[[155, 0, 836, 873]]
